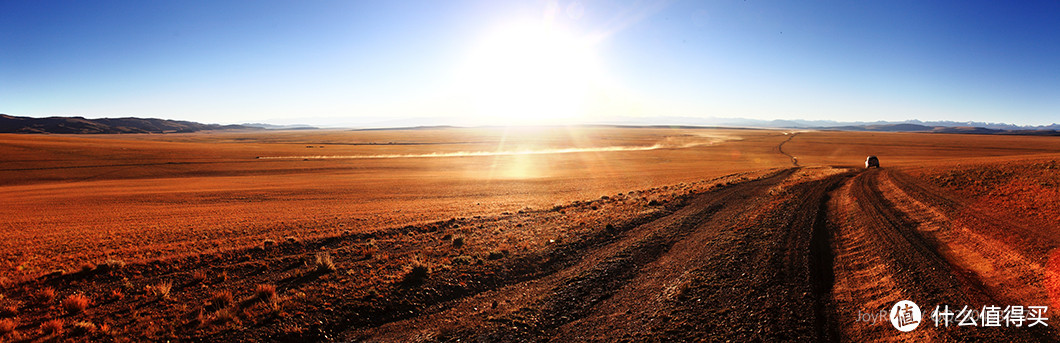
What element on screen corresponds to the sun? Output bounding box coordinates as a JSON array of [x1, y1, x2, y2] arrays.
[[458, 22, 603, 125]]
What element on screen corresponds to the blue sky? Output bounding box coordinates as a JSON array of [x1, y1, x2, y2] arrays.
[[2, 0, 1058, 126]]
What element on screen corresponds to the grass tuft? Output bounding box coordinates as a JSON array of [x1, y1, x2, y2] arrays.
[[191, 271, 207, 284], [210, 307, 242, 327], [255, 284, 277, 302], [36, 287, 56, 303], [40, 319, 63, 335], [210, 290, 233, 308], [261, 295, 285, 315], [404, 261, 431, 284], [315, 252, 336, 273], [147, 281, 172, 300], [62, 293, 90, 314]]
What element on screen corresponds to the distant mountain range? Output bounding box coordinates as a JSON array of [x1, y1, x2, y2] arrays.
[[598, 117, 1060, 135], [0, 114, 253, 134], [2, 113, 1058, 135]]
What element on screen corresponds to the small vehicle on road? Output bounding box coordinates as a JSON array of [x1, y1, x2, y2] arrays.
[[865, 155, 880, 168]]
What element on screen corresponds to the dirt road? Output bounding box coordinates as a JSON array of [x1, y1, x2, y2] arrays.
[[340, 166, 1058, 342]]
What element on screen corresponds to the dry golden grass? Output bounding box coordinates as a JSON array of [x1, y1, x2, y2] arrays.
[[62, 293, 90, 314], [191, 271, 208, 284], [315, 252, 336, 273], [0, 128, 790, 276], [71, 321, 97, 335], [0, 128, 1058, 342], [146, 281, 172, 300], [209, 290, 233, 308], [35, 287, 55, 303], [209, 307, 241, 327], [40, 318, 63, 335], [108, 289, 125, 301], [255, 284, 277, 302]]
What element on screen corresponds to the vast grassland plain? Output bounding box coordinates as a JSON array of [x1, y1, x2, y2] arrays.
[[1, 127, 1059, 341]]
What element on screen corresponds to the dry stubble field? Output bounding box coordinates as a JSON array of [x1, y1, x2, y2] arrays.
[[1, 127, 1059, 342]]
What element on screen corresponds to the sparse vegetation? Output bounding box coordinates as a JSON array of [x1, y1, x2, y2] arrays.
[[147, 281, 172, 300], [210, 307, 242, 327], [260, 296, 285, 315], [62, 293, 90, 314], [71, 321, 97, 335], [98, 258, 125, 272], [191, 271, 208, 283], [36, 287, 56, 303], [315, 251, 336, 273], [40, 319, 63, 335], [2, 129, 1058, 341], [452, 255, 474, 265], [210, 290, 233, 308], [255, 284, 277, 302], [404, 262, 431, 284]]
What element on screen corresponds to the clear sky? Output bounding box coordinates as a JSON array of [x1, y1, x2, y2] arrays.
[[2, 1, 1058, 126]]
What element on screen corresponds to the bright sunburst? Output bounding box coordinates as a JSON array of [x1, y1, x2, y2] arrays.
[[459, 22, 603, 125]]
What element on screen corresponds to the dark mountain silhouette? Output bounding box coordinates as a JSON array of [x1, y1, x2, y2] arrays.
[[0, 114, 253, 134]]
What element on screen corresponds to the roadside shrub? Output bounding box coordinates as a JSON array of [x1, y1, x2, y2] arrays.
[[40, 319, 63, 335], [255, 284, 277, 302], [315, 252, 336, 273], [79, 263, 96, 273], [62, 294, 90, 314]]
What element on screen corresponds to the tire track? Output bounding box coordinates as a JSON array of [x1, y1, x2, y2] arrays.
[[352, 169, 804, 341], [778, 132, 800, 166], [831, 168, 1054, 341]]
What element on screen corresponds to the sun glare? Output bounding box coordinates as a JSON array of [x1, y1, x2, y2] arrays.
[[459, 22, 603, 125]]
